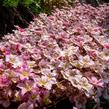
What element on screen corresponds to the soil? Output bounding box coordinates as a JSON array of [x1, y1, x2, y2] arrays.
[[0, 98, 73, 109], [47, 98, 73, 109]]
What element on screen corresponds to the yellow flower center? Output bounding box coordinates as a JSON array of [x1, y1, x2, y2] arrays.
[[39, 80, 47, 86], [22, 71, 29, 77], [10, 58, 16, 63]]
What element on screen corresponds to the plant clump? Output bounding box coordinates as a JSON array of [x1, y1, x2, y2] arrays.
[[0, 2, 109, 109]]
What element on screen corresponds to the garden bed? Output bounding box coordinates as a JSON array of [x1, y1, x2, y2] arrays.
[[0, 1, 109, 109]]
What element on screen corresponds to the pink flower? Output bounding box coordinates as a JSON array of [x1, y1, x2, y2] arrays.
[[17, 64, 34, 80], [104, 44, 109, 49], [17, 80, 37, 95], [89, 77, 104, 87], [73, 107, 78, 109], [36, 75, 57, 90], [88, 50, 97, 58], [0, 76, 9, 88], [5, 54, 23, 68], [16, 26, 25, 32], [18, 102, 34, 109]]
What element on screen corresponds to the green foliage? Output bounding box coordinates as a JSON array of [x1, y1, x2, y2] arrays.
[[2, 0, 41, 8], [21, 0, 33, 6], [3, 0, 19, 7], [1, 0, 74, 13], [1, 0, 42, 13], [29, 0, 43, 13]]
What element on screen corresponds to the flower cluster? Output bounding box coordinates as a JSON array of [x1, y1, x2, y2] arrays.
[[0, 3, 109, 109]]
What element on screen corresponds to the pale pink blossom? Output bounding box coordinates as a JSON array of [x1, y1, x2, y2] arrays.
[[36, 75, 57, 90], [5, 54, 23, 68], [89, 76, 104, 87]]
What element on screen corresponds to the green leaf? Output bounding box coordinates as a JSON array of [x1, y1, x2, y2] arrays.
[[3, 0, 19, 7], [22, 0, 33, 6]]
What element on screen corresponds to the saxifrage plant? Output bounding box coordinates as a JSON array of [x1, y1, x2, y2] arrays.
[[0, 2, 109, 109]]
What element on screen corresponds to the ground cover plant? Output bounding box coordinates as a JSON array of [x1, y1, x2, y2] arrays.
[[0, 1, 109, 109]]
